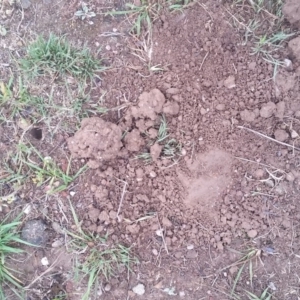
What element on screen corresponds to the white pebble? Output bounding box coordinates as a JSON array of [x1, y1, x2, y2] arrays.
[[149, 171, 156, 178], [187, 244, 194, 250], [152, 249, 158, 256], [41, 257, 49, 266], [132, 283, 145, 295], [23, 204, 31, 214]]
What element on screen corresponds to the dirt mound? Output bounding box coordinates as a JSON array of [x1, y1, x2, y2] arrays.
[[177, 149, 232, 212], [283, 0, 300, 28], [67, 117, 123, 168]]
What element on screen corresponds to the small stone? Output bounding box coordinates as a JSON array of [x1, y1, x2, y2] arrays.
[[265, 179, 275, 188], [288, 37, 300, 62], [41, 257, 49, 266], [260, 102, 277, 118], [132, 283, 145, 295], [23, 204, 31, 215], [162, 217, 172, 228], [105, 45, 111, 51], [69, 191, 76, 197], [187, 244, 194, 250], [268, 282, 276, 291], [149, 171, 157, 178], [181, 148, 187, 156], [21, 220, 48, 246], [186, 250, 198, 259], [248, 62, 256, 70], [179, 291, 185, 297], [163, 101, 180, 115], [127, 224, 140, 235], [217, 241, 224, 251], [52, 240, 64, 248], [104, 283, 111, 292], [99, 211, 110, 223], [247, 230, 258, 238], [200, 107, 207, 115], [156, 229, 164, 237], [291, 129, 299, 139], [274, 129, 289, 142], [20, 0, 32, 9], [286, 172, 295, 182], [17, 118, 31, 130], [240, 110, 256, 122], [97, 288, 103, 296], [284, 58, 293, 71], [109, 211, 117, 219], [166, 88, 180, 94], [216, 104, 225, 111], [253, 169, 264, 179], [275, 184, 285, 195], [224, 75, 236, 89], [229, 266, 238, 275], [203, 80, 212, 88], [152, 249, 158, 256], [5, 9, 13, 17]]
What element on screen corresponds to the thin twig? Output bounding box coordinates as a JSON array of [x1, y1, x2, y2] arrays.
[[235, 156, 284, 172], [157, 215, 169, 255], [199, 52, 209, 72], [238, 126, 300, 151], [116, 179, 128, 222]]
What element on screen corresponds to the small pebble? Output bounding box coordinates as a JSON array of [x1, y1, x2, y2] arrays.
[[132, 283, 145, 295], [247, 229, 258, 238], [52, 240, 64, 248], [187, 244, 194, 250], [286, 172, 295, 182], [179, 291, 185, 297], [104, 283, 111, 292], [23, 204, 31, 214], [41, 257, 49, 266], [149, 171, 157, 178], [152, 249, 158, 256]]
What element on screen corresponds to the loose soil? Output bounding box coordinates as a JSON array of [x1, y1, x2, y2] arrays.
[[1, 0, 300, 299]]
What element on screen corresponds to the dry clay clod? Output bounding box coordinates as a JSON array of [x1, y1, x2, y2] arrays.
[[67, 117, 122, 169], [68, 89, 180, 166]]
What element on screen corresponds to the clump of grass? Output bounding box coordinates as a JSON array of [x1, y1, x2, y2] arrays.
[[66, 200, 138, 300], [168, 0, 192, 11], [157, 115, 169, 143], [107, 0, 160, 36], [246, 287, 272, 300], [19, 34, 103, 81], [136, 115, 181, 163], [0, 76, 45, 121], [251, 31, 296, 78], [2, 143, 87, 194], [0, 213, 33, 298], [135, 152, 152, 164], [225, 247, 263, 298]]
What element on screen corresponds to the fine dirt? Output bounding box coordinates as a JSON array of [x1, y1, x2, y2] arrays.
[[1, 0, 300, 299]]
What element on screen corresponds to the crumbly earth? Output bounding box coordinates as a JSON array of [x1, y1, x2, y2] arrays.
[[1, 0, 300, 299], [67, 117, 123, 168]]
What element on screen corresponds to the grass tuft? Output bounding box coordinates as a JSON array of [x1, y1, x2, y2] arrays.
[[66, 199, 138, 300], [107, 0, 160, 36], [0, 213, 33, 298], [19, 34, 104, 81]]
